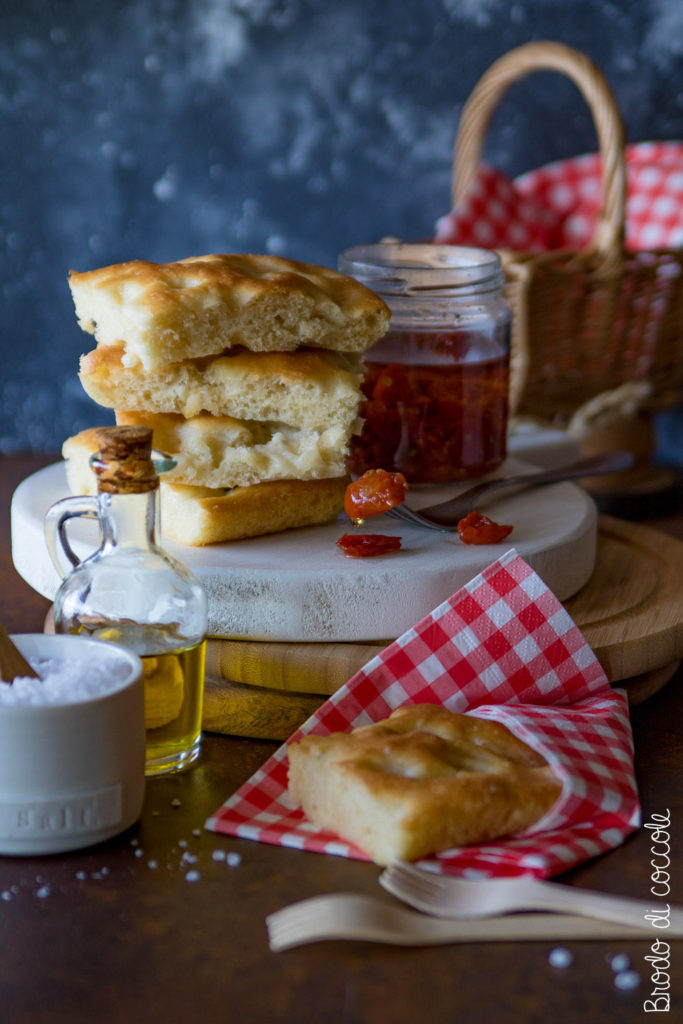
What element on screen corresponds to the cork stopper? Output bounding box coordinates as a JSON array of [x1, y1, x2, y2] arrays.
[[92, 426, 159, 494]]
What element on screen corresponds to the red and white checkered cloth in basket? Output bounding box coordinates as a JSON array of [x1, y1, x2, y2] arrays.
[[206, 550, 641, 878], [434, 141, 683, 252]]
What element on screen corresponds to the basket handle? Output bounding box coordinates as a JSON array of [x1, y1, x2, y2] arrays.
[[452, 41, 626, 259]]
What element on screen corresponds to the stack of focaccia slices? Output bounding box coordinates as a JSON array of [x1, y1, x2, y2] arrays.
[[63, 253, 390, 545]]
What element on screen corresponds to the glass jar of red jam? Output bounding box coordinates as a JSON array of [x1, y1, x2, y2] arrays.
[[338, 243, 512, 485]]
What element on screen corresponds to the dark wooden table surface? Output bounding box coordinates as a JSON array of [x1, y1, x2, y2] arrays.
[[1, 454, 681, 1024]]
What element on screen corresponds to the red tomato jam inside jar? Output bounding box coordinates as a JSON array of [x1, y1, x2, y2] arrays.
[[339, 244, 512, 485], [349, 335, 509, 483]]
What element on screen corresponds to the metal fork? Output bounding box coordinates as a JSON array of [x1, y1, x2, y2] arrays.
[[379, 861, 683, 930], [385, 451, 633, 531], [266, 893, 656, 951]]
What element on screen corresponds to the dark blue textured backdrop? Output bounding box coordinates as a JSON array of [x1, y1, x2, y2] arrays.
[[1, 0, 682, 452]]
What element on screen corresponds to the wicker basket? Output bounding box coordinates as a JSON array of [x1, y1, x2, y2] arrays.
[[452, 41, 683, 424]]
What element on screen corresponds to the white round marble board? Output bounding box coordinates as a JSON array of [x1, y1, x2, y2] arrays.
[[11, 457, 597, 642]]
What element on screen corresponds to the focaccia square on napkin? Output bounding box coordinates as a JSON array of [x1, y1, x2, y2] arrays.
[[206, 549, 640, 878]]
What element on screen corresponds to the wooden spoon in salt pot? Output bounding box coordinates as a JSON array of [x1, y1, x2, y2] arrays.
[[0, 621, 39, 683]]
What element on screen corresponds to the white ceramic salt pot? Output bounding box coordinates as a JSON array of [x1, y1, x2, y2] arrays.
[[0, 634, 144, 855]]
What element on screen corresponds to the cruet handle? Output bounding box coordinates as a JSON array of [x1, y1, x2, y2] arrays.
[[44, 496, 100, 578]]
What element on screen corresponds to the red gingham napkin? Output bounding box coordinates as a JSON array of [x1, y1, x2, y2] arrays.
[[206, 550, 641, 878], [434, 141, 683, 252]]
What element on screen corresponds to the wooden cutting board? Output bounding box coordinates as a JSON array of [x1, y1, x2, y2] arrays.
[[202, 516, 683, 738]]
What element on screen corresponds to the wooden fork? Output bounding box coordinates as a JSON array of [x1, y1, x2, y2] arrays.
[[266, 893, 657, 951], [379, 861, 683, 930]]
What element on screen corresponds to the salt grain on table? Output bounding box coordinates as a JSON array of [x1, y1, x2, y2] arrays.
[[614, 971, 641, 991], [609, 953, 631, 972], [548, 947, 573, 968]]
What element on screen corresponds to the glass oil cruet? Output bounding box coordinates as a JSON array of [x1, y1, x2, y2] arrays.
[[45, 425, 208, 776]]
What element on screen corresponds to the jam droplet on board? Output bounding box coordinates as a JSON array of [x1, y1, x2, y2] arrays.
[[336, 534, 402, 558]]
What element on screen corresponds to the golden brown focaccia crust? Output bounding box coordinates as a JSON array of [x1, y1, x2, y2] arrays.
[[62, 428, 346, 545], [157, 476, 346, 546], [79, 345, 363, 432], [288, 703, 561, 865], [69, 253, 391, 370]]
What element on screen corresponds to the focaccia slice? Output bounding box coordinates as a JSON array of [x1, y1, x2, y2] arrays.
[[114, 409, 348, 488], [69, 253, 390, 370], [79, 345, 363, 432], [62, 428, 346, 545], [288, 704, 561, 865]]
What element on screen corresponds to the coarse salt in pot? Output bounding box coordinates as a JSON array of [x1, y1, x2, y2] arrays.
[[0, 634, 144, 856], [338, 243, 512, 484]]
